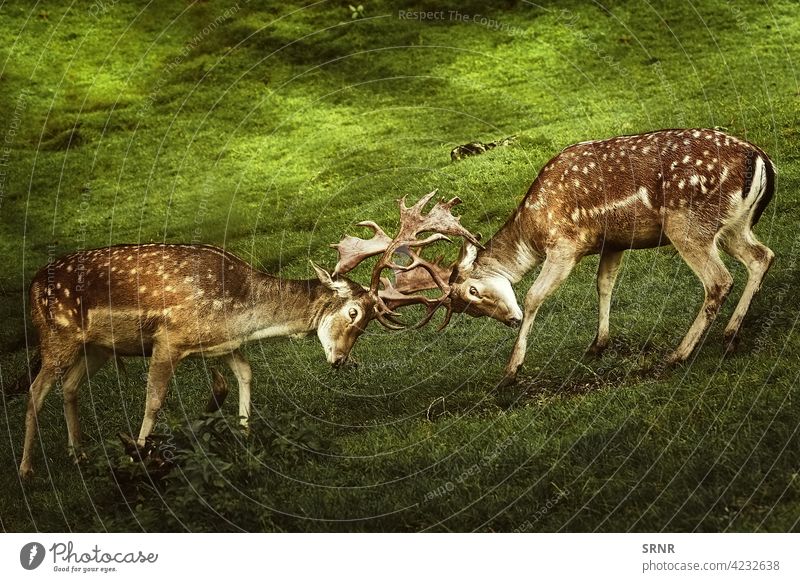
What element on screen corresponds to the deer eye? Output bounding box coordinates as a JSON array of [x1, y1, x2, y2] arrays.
[[348, 307, 359, 321], [469, 286, 480, 298]]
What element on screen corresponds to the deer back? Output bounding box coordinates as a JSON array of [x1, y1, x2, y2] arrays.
[[514, 129, 774, 254], [30, 244, 286, 355]]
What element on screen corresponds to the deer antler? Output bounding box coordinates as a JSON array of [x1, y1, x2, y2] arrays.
[[331, 190, 482, 330], [330, 221, 392, 277]]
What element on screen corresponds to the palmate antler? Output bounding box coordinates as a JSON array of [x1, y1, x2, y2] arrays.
[[331, 190, 482, 330]]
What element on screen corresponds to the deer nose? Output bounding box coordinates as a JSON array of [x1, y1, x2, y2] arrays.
[[331, 355, 347, 369], [508, 316, 522, 328]]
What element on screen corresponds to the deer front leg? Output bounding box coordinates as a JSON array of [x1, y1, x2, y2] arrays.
[[137, 345, 181, 446], [587, 250, 624, 356], [499, 253, 578, 387]]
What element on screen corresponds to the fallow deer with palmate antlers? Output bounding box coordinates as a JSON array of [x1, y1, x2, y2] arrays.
[[19, 193, 479, 478], [379, 129, 776, 387]]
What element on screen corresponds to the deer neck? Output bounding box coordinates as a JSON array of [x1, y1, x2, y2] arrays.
[[474, 211, 540, 284], [246, 275, 332, 337]]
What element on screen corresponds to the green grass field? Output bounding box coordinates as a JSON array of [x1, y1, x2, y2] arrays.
[[1, 0, 799, 532]]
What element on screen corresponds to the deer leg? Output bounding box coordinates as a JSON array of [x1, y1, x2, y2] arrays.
[[62, 347, 110, 460], [19, 360, 62, 478], [137, 346, 181, 447], [499, 252, 578, 387], [720, 230, 775, 352], [587, 249, 624, 356], [224, 349, 252, 427], [205, 368, 229, 413], [667, 240, 733, 363]]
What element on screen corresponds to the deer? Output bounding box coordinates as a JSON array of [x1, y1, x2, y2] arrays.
[[18, 192, 480, 478], [360, 129, 776, 387]]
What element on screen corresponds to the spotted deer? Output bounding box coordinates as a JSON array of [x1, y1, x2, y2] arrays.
[[384, 129, 776, 386], [19, 193, 479, 478]]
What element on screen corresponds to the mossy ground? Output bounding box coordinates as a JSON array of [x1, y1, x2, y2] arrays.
[[1, 0, 799, 531]]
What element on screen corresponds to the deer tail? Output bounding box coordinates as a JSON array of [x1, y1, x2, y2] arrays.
[[752, 154, 775, 228]]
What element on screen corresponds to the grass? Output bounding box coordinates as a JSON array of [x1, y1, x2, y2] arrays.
[[1, 0, 799, 532]]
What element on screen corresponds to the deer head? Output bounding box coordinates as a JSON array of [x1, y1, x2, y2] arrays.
[[447, 241, 523, 327], [311, 262, 375, 367]]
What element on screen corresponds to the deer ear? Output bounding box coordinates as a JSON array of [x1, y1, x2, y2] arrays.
[[455, 240, 479, 274], [311, 261, 351, 298]]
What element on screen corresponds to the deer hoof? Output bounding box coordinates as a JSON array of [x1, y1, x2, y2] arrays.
[[585, 339, 608, 357], [496, 373, 518, 389], [19, 466, 34, 480], [665, 351, 686, 366], [723, 331, 740, 355], [70, 450, 88, 465]]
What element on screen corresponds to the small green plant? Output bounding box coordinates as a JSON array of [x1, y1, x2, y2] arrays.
[[83, 408, 338, 531], [349, 4, 365, 19]]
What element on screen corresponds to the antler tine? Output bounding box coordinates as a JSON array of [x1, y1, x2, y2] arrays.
[[375, 309, 406, 330], [435, 302, 454, 332], [399, 189, 438, 213], [406, 233, 451, 248], [372, 284, 407, 330]]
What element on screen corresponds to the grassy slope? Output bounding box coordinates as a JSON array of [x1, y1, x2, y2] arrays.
[[0, 0, 798, 531]]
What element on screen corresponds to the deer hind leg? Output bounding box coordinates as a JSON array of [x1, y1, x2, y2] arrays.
[[719, 229, 775, 352], [205, 368, 229, 413], [587, 249, 624, 356], [499, 251, 579, 387], [224, 349, 252, 427], [62, 347, 110, 460], [137, 345, 182, 447], [667, 237, 733, 364]]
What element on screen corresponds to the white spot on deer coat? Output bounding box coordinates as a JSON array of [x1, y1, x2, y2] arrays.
[[637, 186, 652, 209]]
